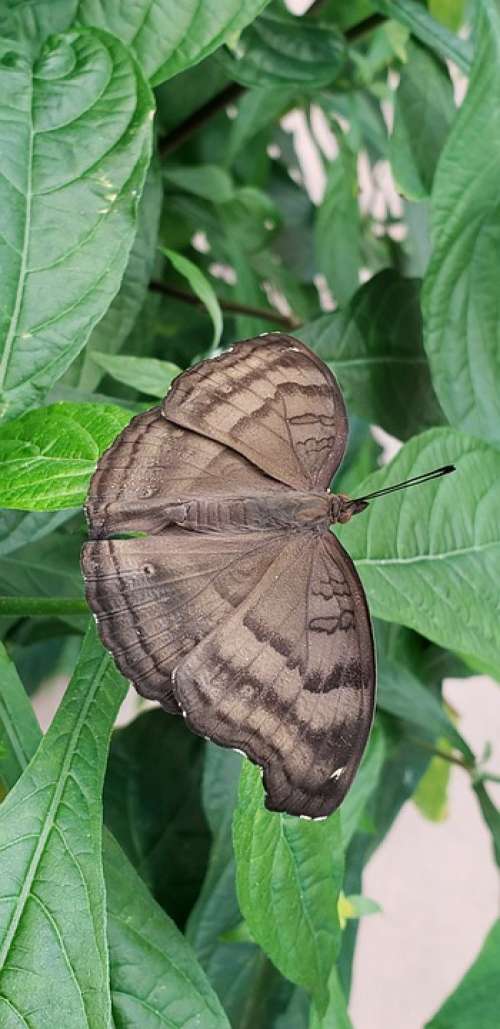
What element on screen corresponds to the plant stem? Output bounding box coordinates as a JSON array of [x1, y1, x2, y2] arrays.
[[0, 597, 88, 617], [149, 280, 301, 330], [409, 736, 474, 772], [159, 82, 246, 158], [345, 13, 386, 42]]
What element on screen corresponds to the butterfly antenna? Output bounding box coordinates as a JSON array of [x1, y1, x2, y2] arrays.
[[350, 464, 455, 505]]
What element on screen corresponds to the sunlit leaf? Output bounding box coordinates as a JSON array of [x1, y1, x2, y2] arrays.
[[0, 402, 131, 510]]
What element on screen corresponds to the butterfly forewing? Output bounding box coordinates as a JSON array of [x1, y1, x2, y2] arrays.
[[86, 405, 290, 538], [173, 531, 374, 819], [164, 334, 348, 490]]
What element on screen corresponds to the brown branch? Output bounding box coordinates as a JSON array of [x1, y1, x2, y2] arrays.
[[150, 280, 301, 330], [159, 82, 246, 158], [345, 13, 386, 42], [408, 736, 474, 773]]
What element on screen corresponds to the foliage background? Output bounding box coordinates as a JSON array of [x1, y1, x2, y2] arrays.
[[0, 0, 499, 1026]]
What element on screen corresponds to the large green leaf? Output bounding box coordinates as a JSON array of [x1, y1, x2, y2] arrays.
[[233, 762, 344, 1015], [300, 271, 443, 440], [390, 38, 455, 200], [426, 920, 500, 1028], [218, 5, 347, 88], [0, 641, 41, 796], [335, 428, 500, 680], [423, 0, 500, 446], [0, 30, 154, 422], [0, 639, 232, 1029], [0, 402, 131, 510], [0, 0, 270, 86], [104, 709, 210, 928], [0, 625, 127, 1027]]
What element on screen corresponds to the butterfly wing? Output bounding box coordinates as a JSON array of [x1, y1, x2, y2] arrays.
[[81, 530, 286, 713], [173, 530, 374, 818], [164, 334, 348, 491], [85, 406, 290, 538]]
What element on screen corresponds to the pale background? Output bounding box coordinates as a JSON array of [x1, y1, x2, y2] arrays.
[[33, 4, 500, 1026]]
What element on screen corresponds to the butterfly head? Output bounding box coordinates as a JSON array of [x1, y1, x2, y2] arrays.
[[329, 494, 368, 525]]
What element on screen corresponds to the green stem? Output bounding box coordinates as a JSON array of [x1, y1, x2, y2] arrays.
[[0, 597, 89, 617]]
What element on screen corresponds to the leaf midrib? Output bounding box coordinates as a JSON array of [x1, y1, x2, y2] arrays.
[[0, 72, 34, 396], [0, 655, 108, 980]]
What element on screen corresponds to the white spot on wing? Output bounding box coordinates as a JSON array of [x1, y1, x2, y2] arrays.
[[329, 766, 345, 781]]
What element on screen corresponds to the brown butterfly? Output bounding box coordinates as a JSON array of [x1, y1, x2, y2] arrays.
[[82, 333, 453, 819]]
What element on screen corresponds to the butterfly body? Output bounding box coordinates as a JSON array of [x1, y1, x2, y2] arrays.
[[82, 333, 375, 819]]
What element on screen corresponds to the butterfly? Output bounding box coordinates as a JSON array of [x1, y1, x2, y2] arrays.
[[82, 333, 453, 819]]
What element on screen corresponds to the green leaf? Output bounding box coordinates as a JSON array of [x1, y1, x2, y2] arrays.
[[0, 640, 231, 1029], [0, 532, 85, 628], [164, 164, 235, 203], [315, 142, 361, 306], [377, 656, 472, 760], [90, 352, 181, 399], [75, 162, 163, 392], [390, 39, 455, 200], [104, 709, 210, 928], [429, 0, 466, 32], [340, 721, 386, 849], [426, 919, 500, 1028], [335, 429, 500, 681], [218, 5, 347, 88], [422, 0, 500, 447], [413, 741, 452, 822], [472, 782, 500, 869], [105, 831, 231, 1029], [0, 30, 154, 421], [0, 0, 270, 86], [300, 271, 443, 440], [309, 965, 353, 1029], [163, 248, 223, 348], [0, 625, 127, 1027], [226, 85, 297, 162], [0, 642, 40, 796], [233, 761, 344, 1015], [0, 509, 74, 556], [0, 402, 131, 510], [373, 0, 472, 72], [186, 747, 261, 1022]]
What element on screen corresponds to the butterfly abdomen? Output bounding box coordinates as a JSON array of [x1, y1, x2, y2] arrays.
[[177, 493, 331, 533]]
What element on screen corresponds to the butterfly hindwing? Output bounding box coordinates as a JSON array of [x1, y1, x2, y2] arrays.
[[81, 529, 286, 713], [173, 530, 375, 819], [164, 334, 348, 491]]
